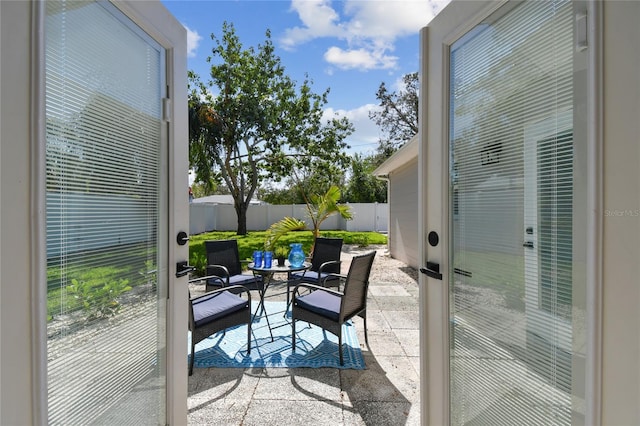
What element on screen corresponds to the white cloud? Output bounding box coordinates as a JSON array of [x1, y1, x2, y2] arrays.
[[324, 104, 382, 155], [281, 0, 345, 49], [324, 46, 398, 70], [281, 0, 451, 71], [184, 25, 202, 58], [342, 0, 438, 40]]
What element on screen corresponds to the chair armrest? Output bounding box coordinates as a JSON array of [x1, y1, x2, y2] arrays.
[[321, 273, 347, 286], [190, 284, 252, 303], [189, 274, 226, 287], [317, 260, 342, 275], [206, 264, 230, 279], [291, 282, 343, 299]]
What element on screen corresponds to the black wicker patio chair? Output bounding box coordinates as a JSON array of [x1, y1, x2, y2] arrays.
[[204, 239, 265, 310], [188, 282, 251, 375], [291, 250, 376, 365], [286, 237, 343, 307]]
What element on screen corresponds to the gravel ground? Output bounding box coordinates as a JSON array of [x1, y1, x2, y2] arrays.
[[341, 244, 418, 286]]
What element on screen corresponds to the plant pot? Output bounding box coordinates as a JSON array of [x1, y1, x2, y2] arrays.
[[276, 257, 285, 266]]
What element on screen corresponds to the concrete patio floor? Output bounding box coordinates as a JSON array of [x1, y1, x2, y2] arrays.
[[187, 246, 421, 425]]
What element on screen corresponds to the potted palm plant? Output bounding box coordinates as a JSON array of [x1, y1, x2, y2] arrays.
[[274, 246, 289, 266], [264, 185, 353, 256]]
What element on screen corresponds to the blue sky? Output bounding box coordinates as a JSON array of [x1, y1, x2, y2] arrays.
[[162, 0, 450, 156]]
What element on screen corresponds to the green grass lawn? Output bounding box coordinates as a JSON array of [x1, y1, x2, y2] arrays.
[[189, 230, 386, 276]]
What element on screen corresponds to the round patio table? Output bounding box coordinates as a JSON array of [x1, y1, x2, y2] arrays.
[[248, 261, 311, 333]]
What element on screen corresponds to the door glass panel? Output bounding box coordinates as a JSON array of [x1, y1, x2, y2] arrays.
[[448, 1, 585, 424], [45, 1, 167, 424]]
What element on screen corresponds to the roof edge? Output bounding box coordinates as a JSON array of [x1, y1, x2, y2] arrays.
[[372, 135, 419, 176]]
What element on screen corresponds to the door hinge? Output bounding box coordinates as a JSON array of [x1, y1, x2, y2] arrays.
[[162, 98, 171, 122], [576, 11, 588, 52]]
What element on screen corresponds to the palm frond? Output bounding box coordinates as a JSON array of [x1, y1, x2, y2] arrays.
[[263, 216, 307, 251]]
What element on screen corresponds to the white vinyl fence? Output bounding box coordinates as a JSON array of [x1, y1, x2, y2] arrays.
[[46, 192, 387, 259], [189, 203, 388, 235]]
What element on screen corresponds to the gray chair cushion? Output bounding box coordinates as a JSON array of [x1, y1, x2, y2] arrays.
[[229, 274, 262, 286], [296, 290, 341, 321], [192, 290, 248, 327], [290, 271, 340, 284], [207, 273, 262, 287]]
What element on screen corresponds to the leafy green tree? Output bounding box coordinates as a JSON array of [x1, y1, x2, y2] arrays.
[[190, 181, 216, 199], [369, 72, 419, 154], [258, 184, 299, 205], [189, 22, 353, 235], [259, 166, 346, 205], [344, 153, 387, 203]]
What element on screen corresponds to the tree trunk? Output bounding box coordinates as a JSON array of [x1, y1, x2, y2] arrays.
[[235, 202, 248, 235]]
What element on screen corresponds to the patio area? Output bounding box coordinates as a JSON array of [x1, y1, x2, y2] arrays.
[[187, 245, 421, 425]]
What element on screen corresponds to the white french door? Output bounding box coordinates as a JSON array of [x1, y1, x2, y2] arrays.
[[420, 1, 592, 424], [44, 1, 187, 424]]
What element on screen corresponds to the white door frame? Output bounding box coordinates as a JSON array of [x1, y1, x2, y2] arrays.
[[418, 1, 602, 424]]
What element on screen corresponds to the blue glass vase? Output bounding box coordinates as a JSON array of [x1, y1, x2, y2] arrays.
[[288, 243, 305, 268]]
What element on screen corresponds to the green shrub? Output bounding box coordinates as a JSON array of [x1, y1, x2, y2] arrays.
[[351, 234, 370, 247], [67, 268, 132, 321], [191, 252, 207, 276]]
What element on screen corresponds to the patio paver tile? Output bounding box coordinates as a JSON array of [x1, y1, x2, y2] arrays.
[[369, 285, 411, 297], [383, 310, 419, 330], [252, 368, 342, 402], [393, 329, 421, 357], [243, 399, 345, 426]]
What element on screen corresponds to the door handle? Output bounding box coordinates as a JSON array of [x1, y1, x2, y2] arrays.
[[420, 261, 443, 280], [177, 231, 189, 246], [523, 241, 534, 248], [176, 261, 195, 278]]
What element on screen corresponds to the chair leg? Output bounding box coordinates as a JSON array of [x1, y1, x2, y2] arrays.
[[286, 282, 291, 307], [285, 285, 295, 316], [363, 313, 369, 345], [247, 322, 252, 354], [189, 341, 195, 376], [285, 278, 299, 313], [292, 319, 296, 352]]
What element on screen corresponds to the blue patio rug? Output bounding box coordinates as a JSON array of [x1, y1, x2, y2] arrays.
[[189, 301, 365, 369]]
